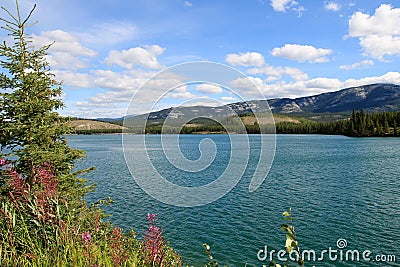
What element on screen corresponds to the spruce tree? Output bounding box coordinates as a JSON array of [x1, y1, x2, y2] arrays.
[[0, 2, 90, 200], [376, 119, 383, 136]]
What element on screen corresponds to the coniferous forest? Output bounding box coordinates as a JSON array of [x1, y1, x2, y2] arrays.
[[275, 110, 400, 137], [137, 110, 400, 137]]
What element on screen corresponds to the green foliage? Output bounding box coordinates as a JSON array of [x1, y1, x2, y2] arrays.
[[202, 243, 229, 267], [0, 2, 183, 266], [269, 209, 304, 267], [275, 110, 400, 137], [0, 1, 88, 202], [0, 162, 182, 266], [134, 110, 400, 136]]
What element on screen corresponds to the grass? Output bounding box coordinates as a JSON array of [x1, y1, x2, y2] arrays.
[[0, 160, 182, 266]]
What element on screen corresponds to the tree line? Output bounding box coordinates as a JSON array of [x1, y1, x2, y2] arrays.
[[140, 110, 400, 137], [276, 110, 400, 137]]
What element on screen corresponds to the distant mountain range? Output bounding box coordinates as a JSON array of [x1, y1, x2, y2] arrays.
[[103, 83, 400, 124], [267, 83, 400, 117]]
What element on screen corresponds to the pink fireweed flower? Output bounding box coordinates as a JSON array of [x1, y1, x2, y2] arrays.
[[0, 158, 6, 166], [146, 213, 156, 221], [82, 232, 91, 242], [149, 226, 160, 232]]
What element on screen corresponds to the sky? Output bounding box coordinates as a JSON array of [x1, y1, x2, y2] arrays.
[[1, 0, 400, 118]]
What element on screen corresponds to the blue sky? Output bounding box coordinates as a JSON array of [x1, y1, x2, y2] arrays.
[[2, 0, 400, 118]]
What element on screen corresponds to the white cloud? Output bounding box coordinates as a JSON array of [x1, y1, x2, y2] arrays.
[[170, 91, 198, 99], [53, 70, 92, 87], [248, 65, 308, 81], [229, 71, 400, 100], [46, 53, 89, 70], [348, 4, 400, 60], [349, 4, 400, 37], [270, 0, 297, 12], [32, 30, 96, 70], [75, 101, 111, 108], [70, 68, 188, 116], [271, 0, 291, 12], [359, 35, 400, 60], [64, 106, 128, 119], [258, 77, 342, 98], [92, 70, 146, 90], [303, 77, 341, 89], [195, 84, 223, 94], [271, 44, 333, 63], [104, 45, 165, 69], [339, 60, 374, 70], [221, 96, 237, 102], [225, 52, 265, 67], [33, 30, 96, 56], [343, 72, 400, 88], [184, 1, 192, 7], [270, 0, 304, 15], [229, 76, 268, 97], [324, 2, 341, 12]]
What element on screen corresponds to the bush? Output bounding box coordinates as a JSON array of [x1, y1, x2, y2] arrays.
[[0, 159, 182, 266]]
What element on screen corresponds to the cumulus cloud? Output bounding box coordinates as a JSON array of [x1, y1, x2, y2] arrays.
[[170, 91, 198, 99], [225, 52, 265, 67], [348, 4, 400, 60], [32, 30, 96, 70], [229, 76, 268, 97], [70, 68, 189, 116], [195, 83, 223, 94], [104, 45, 165, 69], [271, 44, 333, 63], [221, 96, 237, 102], [92, 70, 146, 91], [53, 70, 92, 87], [33, 30, 96, 56], [270, 0, 305, 16], [349, 4, 400, 37], [339, 60, 374, 70], [303, 77, 341, 89], [248, 65, 308, 81], [343, 71, 400, 88], [46, 53, 89, 70], [324, 2, 341, 12], [257, 77, 342, 98], [65, 106, 128, 119], [358, 35, 400, 60], [229, 71, 400, 99]]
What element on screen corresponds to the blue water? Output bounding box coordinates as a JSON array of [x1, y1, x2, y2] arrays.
[[67, 134, 400, 267]]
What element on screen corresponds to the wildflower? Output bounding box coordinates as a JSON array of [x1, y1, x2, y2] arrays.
[[143, 213, 165, 266], [146, 213, 156, 221], [0, 158, 6, 166], [150, 226, 160, 232], [82, 232, 91, 242]]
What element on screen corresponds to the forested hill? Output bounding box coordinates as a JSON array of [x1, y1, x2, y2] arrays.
[[112, 83, 400, 125]]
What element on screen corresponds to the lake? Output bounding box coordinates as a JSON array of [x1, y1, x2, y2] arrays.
[[68, 134, 400, 266]]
